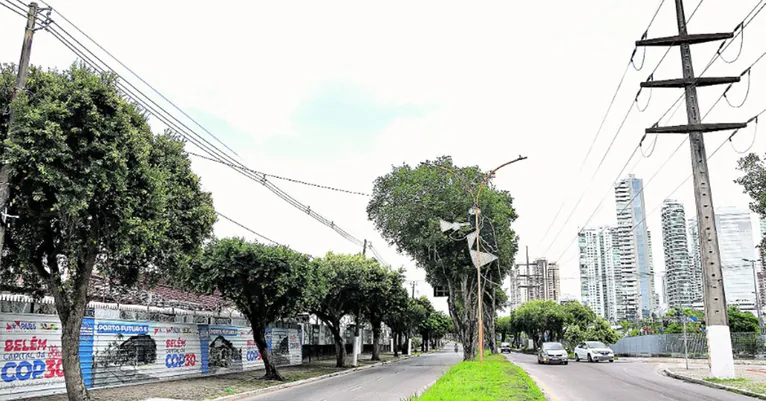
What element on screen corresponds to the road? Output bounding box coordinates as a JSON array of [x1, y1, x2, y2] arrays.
[[506, 353, 751, 401], [244, 346, 462, 401]]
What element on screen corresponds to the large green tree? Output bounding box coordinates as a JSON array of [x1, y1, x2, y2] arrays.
[[0, 65, 216, 401], [367, 156, 519, 360], [191, 238, 313, 380], [311, 252, 378, 367], [364, 266, 406, 360], [382, 282, 410, 357], [736, 152, 766, 254]]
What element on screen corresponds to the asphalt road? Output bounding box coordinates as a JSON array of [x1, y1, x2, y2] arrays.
[[244, 346, 462, 401], [506, 353, 751, 401]]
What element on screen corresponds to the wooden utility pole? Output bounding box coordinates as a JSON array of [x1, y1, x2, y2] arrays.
[[636, 0, 745, 379], [0, 2, 39, 260]]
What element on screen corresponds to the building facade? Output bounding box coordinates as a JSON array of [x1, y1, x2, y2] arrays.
[[614, 175, 654, 320], [509, 257, 561, 309], [689, 206, 757, 310], [661, 199, 696, 308], [579, 227, 620, 323]]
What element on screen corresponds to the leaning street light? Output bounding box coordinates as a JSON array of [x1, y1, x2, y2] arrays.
[[436, 155, 527, 363], [743, 257, 764, 335]]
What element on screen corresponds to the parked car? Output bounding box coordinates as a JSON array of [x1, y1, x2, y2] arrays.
[[500, 342, 511, 353], [537, 342, 568, 365], [574, 341, 614, 363]]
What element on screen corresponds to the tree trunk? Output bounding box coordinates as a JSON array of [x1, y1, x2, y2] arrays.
[[48, 246, 97, 401], [252, 323, 283, 381], [393, 332, 399, 357], [371, 324, 381, 361], [328, 324, 346, 368], [60, 312, 89, 401]]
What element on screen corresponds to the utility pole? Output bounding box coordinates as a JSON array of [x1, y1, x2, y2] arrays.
[[744, 258, 764, 334], [0, 2, 39, 260], [411, 281, 416, 299], [636, 0, 746, 379], [362, 239, 367, 257]]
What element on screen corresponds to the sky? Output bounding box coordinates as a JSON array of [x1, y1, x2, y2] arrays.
[[1, 0, 765, 313]]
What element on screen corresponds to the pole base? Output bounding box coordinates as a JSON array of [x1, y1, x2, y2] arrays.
[[706, 325, 736, 379]]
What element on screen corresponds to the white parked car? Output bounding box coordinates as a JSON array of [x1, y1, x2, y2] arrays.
[[574, 341, 614, 363]]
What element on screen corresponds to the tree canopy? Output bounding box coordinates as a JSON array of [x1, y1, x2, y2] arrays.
[[191, 238, 313, 380], [367, 155, 519, 359], [736, 152, 766, 250], [0, 65, 216, 401], [311, 252, 382, 367]]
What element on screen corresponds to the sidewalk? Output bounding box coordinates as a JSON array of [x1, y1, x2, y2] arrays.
[[623, 356, 766, 366], [665, 364, 766, 399]]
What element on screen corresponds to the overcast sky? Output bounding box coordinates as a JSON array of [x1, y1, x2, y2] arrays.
[[1, 0, 765, 312]]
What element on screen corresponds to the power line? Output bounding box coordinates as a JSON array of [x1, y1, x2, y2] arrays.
[[187, 151, 370, 197], [558, 119, 760, 269], [29, 10, 385, 260], [216, 212, 282, 246], [536, 0, 676, 248], [543, 3, 766, 261], [537, 0, 703, 251]]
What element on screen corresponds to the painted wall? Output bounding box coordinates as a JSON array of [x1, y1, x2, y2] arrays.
[[0, 313, 302, 400]]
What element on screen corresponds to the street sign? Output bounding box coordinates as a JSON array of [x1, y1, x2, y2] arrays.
[[433, 286, 449, 297]]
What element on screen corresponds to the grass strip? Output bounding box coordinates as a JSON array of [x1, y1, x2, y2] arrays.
[[413, 354, 545, 401]]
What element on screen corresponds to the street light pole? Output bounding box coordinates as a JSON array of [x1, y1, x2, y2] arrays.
[[437, 155, 527, 363], [744, 258, 764, 334]]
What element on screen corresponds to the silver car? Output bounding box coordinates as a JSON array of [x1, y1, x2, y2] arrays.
[[537, 342, 568, 365], [574, 341, 614, 363]]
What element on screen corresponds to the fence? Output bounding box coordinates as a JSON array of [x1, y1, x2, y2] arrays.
[[0, 312, 302, 400], [611, 332, 766, 359]]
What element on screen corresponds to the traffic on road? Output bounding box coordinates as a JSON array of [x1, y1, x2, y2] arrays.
[[507, 352, 752, 401]]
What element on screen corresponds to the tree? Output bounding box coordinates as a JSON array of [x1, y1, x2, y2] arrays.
[[367, 156, 519, 360], [513, 300, 567, 348], [728, 306, 760, 333], [0, 65, 216, 401], [364, 265, 406, 360], [497, 316, 513, 343], [736, 153, 766, 261], [191, 238, 313, 380], [382, 281, 410, 357], [410, 296, 437, 352], [311, 252, 376, 367]]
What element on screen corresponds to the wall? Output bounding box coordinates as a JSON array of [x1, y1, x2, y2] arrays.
[[611, 332, 765, 359], [0, 313, 302, 400]]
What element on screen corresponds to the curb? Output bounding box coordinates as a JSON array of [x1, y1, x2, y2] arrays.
[[663, 368, 766, 400], [210, 353, 427, 401]]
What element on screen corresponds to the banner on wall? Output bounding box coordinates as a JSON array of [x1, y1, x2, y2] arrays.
[[0, 314, 66, 400], [1, 313, 302, 401]]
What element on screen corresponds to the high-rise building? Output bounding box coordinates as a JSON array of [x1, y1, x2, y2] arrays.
[[579, 227, 620, 323], [689, 206, 757, 310], [614, 175, 654, 320], [687, 219, 704, 300], [509, 257, 561, 309], [661, 199, 695, 309], [544, 260, 561, 301]]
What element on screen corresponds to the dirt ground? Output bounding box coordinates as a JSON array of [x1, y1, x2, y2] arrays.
[[27, 354, 398, 401]]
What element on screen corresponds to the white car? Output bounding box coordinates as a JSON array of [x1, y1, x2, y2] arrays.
[[574, 341, 614, 363]]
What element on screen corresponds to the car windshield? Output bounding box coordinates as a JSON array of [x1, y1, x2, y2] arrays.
[[542, 343, 564, 350], [501, 343, 510, 347], [586, 341, 607, 348]]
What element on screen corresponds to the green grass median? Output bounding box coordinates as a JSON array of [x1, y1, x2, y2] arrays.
[[412, 353, 545, 401]]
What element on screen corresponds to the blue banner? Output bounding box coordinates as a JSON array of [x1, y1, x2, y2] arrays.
[[95, 322, 149, 335], [79, 318, 94, 388]]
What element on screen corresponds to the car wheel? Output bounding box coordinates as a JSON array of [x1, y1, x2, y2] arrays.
[[564, 361, 568, 365], [609, 359, 614, 363], [587, 354, 593, 362], [575, 354, 580, 362]]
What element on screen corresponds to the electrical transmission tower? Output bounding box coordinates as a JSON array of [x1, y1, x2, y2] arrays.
[[636, 0, 748, 379]]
